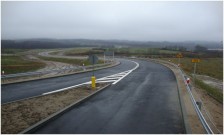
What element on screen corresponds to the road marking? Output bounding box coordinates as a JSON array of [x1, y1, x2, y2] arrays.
[[42, 82, 90, 95], [42, 60, 139, 95]]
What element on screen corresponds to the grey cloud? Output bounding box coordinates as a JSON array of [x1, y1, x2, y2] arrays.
[[1, 1, 223, 41]]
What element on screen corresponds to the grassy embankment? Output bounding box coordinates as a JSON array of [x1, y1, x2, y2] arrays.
[[195, 79, 222, 103], [106, 48, 179, 57], [162, 58, 223, 80], [2, 49, 29, 54], [64, 47, 179, 58], [2, 56, 45, 74], [39, 56, 104, 66], [64, 48, 95, 56], [162, 58, 223, 103]]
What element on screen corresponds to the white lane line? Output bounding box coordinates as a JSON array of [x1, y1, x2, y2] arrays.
[[42, 82, 90, 95], [96, 80, 116, 83], [42, 60, 139, 95], [97, 77, 121, 81]]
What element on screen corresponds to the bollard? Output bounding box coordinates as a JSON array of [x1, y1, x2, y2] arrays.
[[91, 76, 96, 89]]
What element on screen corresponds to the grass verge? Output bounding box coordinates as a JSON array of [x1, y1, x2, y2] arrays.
[[64, 47, 93, 56], [157, 58, 223, 103], [2, 49, 29, 54], [39, 56, 104, 66], [162, 58, 223, 80], [195, 78, 223, 103], [1, 56, 45, 74]]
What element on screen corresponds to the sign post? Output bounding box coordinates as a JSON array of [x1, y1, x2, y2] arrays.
[[176, 53, 183, 67], [105, 51, 114, 62], [104, 52, 105, 64], [88, 54, 98, 89], [191, 58, 200, 83]]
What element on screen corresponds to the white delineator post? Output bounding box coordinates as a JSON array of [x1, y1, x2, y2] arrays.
[[187, 77, 190, 84]]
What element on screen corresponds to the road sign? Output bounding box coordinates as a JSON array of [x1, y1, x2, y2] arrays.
[[192, 59, 200, 63], [176, 53, 183, 58], [104, 51, 114, 56], [88, 55, 98, 64]]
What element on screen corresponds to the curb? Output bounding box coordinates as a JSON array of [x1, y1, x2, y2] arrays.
[[171, 69, 192, 134], [19, 83, 111, 134], [2, 61, 120, 85]]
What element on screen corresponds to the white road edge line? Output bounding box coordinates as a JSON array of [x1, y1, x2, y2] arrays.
[[42, 60, 139, 95], [42, 82, 90, 95]]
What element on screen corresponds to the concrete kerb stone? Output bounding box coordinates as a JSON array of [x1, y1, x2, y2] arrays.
[[2, 61, 120, 85], [19, 83, 111, 134], [171, 68, 191, 134]]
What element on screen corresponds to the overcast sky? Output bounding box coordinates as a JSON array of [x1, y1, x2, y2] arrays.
[[1, 1, 223, 42]]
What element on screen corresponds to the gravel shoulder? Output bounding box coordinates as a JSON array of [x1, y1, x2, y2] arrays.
[[1, 83, 109, 134], [191, 84, 223, 133]]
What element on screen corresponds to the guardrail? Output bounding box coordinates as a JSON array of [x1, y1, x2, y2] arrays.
[[151, 59, 214, 134], [179, 68, 214, 134], [1, 62, 113, 79]]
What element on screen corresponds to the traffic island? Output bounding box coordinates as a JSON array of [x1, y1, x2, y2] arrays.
[[1, 61, 120, 85], [1, 83, 110, 134]]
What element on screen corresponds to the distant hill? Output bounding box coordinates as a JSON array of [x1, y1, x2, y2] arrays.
[[1, 39, 222, 50]]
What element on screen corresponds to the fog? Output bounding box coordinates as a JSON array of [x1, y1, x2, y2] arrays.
[[1, 1, 223, 42]]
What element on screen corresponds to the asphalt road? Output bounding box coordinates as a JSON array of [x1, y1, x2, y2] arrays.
[[1, 59, 136, 103], [32, 59, 185, 134]]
